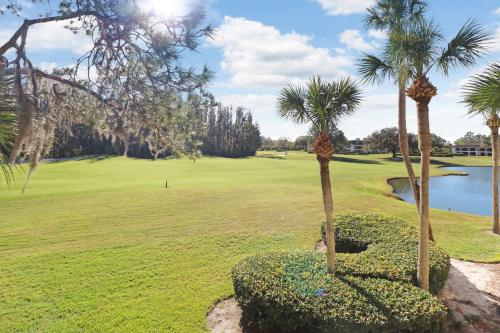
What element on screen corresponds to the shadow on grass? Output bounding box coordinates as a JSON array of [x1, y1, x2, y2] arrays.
[[256, 154, 286, 160], [45, 155, 114, 164], [332, 156, 381, 165], [382, 156, 464, 167]]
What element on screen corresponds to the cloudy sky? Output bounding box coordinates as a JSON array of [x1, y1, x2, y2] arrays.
[[2, 0, 500, 141]]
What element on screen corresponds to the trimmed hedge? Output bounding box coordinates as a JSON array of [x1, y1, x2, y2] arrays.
[[232, 213, 450, 332], [233, 251, 447, 332], [320, 213, 450, 294]]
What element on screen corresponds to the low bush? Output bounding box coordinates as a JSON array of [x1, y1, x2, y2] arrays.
[[320, 213, 450, 294], [232, 251, 448, 333], [232, 213, 450, 332]]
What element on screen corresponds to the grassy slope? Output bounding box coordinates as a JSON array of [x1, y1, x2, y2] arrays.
[[0, 152, 498, 332]]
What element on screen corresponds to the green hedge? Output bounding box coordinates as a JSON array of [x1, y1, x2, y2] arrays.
[[232, 213, 450, 332], [320, 213, 450, 294], [232, 251, 447, 333]]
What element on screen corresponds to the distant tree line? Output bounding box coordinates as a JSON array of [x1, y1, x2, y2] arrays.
[[356, 127, 451, 157], [202, 106, 262, 157], [454, 131, 490, 146], [261, 125, 347, 153], [268, 126, 452, 157], [47, 101, 262, 160]]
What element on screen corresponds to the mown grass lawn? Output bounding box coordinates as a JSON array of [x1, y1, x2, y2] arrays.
[[0, 152, 498, 332]]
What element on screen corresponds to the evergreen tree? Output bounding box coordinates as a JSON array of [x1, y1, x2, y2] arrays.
[[202, 105, 261, 157]]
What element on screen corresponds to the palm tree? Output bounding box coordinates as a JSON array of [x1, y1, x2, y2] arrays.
[[462, 63, 500, 235], [392, 19, 490, 290], [360, 0, 431, 238], [277, 76, 363, 273]]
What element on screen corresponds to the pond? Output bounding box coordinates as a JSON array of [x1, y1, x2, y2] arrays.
[[389, 166, 495, 216]]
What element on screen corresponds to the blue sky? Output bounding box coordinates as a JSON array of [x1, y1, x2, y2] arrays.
[[2, 0, 500, 141]]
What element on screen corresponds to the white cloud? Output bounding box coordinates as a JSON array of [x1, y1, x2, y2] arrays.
[[339, 29, 376, 52], [340, 92, 487, 141], [442, 65, 489, 100], [26, 21, 93, 54], [140, 0, 192, 17], [217, 94, 277, 114], [494, 7, 500, 15], [209, 16, 354, 88], [37, 61, 59, 73], [315, 0, 375, 15], [368, 29, 387, 40], [217, 93, 310, 138], [0, 20, 93, 55], [492, 26, 500, 52], [363, 93, 398, 110]]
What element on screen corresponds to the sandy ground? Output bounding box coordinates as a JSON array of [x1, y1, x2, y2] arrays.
[[206, 298, 243, 333], [440, 259, 500, 333], [207, 242, 500, 333]]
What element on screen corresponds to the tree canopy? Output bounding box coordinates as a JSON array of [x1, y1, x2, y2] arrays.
[[0, 0, 214, 180], [364, 127, 399, 157]]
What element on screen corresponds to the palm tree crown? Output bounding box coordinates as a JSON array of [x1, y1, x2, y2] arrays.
[[277, 77, 363, 136], [462, 62, 500, 117], [359, 18, 490, 88], [360, 0, 427, 86], [365, 0, 427, 31], [393, 19, 490, 80]]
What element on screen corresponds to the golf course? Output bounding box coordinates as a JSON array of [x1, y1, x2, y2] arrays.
[[1, 152, 498, 332]]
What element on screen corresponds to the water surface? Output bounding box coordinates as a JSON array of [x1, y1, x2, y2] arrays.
[[389, 166, 495, 216]]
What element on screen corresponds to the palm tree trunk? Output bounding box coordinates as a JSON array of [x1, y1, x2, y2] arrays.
[[398, 85, 435, 241], [314, 133, 336, 274], [407, 76, 437, 292], [318, 156, 336, 273], [398, 86, 420, 207], [416, 99, 431, 291], [491, 127, 500, 234]]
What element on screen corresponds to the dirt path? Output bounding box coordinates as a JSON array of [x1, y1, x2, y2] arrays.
[[207, 244, 500, 333]]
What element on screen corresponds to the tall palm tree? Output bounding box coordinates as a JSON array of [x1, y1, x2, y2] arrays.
[[277, 76, 363, 273], [462, 63, 500, 235], [360, 0, 431, 239], [392, 19, 490, 290]]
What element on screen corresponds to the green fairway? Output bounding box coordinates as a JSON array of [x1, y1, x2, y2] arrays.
[[0, 152, 498, 332]]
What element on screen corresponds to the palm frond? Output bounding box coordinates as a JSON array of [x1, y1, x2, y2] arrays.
[[277, 76, 363, 134], [406, 0, 428, 26], [277, 83, 309, 124], [364, 0, 427, 31], [436, 20, 491, 76], [461, 62, 500, 118], [364, 6, 386, 30], [358, 54, 394, 84], [327, 77, 363, 127], [391, 19, 442, 76]]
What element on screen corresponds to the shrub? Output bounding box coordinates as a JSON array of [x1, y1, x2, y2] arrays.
[[320, 213, 450, 294], [232, 213, 450, 332], [232, 251, 448, 333]]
